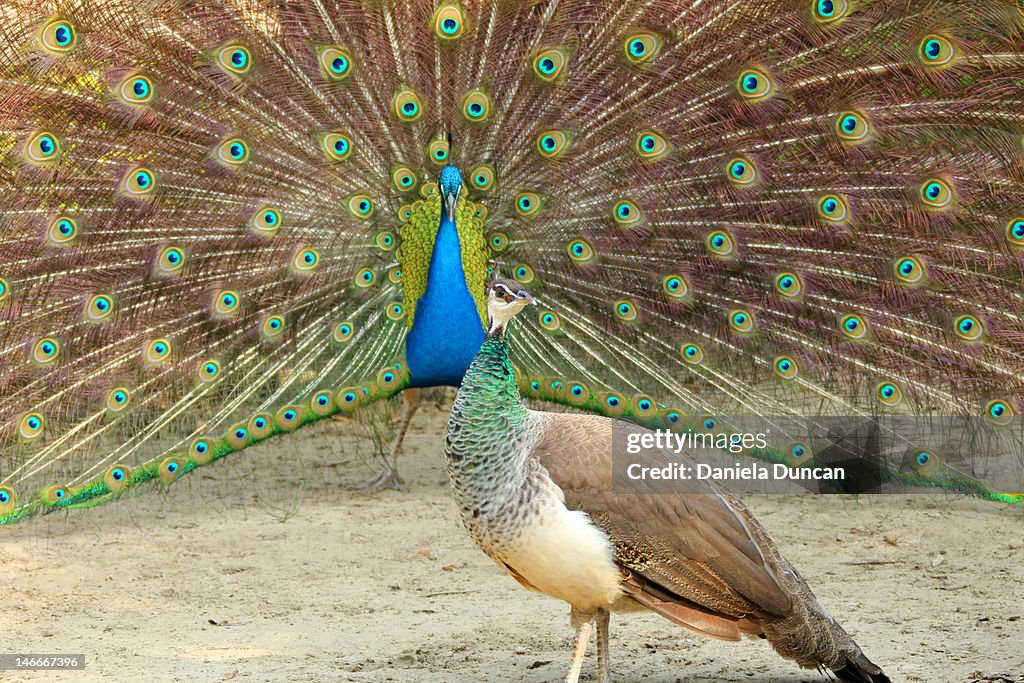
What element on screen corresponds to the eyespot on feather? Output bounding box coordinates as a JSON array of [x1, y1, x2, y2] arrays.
[[32, 337, 60, 365], [159, 457, 185, 483], [105, 387, 131, 412], [462, 89, 492, 122], [275, 406, 303, 432], [774, 356, 799, 379], [876, 381, 903, 406], [104, 465, 132, 492], [434, 3, 465, 39], [0, 486, 16, 514], [728, 308, 755, 334], [428, 140, 451, 165], [25, 131, 61, 164], [394, 88, 424, 122], [122, 167, 157, 196], [47, 216, 79, 246], [681, 343, 704, 365], [155, 245, 186, 276], [144, 338, 172, 365], [250, 206, 281, 235], [705, 230, 736, 257], [118, 74, 155, 105], [624, 32, 662, 64], [215, 43, 252, 76], [533, 47, 569, 81], [319, 46, 352, 80], [536, 130, 570, 159], [190, 438, 214, 465], [635, 131, 669, 160], [38, 18, 77, 54], [321, 132, 353, 162], [19, 412, 45, 440]]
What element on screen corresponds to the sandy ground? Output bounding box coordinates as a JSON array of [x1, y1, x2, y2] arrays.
[[1, 403, 1023, 683]]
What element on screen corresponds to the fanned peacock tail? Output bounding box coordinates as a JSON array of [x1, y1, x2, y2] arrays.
[[3, 0, 1024, 524]]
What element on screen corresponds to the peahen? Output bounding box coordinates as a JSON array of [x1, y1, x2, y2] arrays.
[[2, 0, 1024, 524], [445, 279, 890, 683]]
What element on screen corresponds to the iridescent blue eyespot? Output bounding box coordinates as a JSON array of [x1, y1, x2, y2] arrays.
[[704, 418, 716, 430]]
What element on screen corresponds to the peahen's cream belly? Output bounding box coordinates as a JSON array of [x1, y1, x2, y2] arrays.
[[493, 495, 625, 612]]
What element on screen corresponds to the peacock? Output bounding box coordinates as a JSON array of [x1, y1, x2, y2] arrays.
[[445, 279, 890, 683], [2, 0, 1024, 525]]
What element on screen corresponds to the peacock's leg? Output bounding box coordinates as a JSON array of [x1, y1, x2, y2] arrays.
[[595, 607, 611, 683], [356, 388, 420, 492], [565, 609, 595, 683]]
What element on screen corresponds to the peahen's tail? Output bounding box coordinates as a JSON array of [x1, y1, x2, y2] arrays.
[[3, 0, 1024, 523]]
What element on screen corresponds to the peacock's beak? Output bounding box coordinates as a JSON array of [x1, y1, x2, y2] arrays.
[[445, 192, 459, 218]]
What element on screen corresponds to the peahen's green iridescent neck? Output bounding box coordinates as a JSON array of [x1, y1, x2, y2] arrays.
[[447, 333, 531, 479]]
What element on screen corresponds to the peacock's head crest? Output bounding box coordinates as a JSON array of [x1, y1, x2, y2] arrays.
[[438, 165, 463, 217], [487, 279, 536, 335]]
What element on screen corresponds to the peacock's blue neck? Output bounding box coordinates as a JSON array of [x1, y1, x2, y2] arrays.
[[405, 207, 486, 387]]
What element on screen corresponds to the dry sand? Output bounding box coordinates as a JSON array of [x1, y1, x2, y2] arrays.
[[2, 404, 1023, 682]]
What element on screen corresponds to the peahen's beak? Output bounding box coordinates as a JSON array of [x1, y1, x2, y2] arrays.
[[516, 291, 537, 306]]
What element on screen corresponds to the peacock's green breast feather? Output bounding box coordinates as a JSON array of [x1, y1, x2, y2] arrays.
[[397, 188, 489, 330]]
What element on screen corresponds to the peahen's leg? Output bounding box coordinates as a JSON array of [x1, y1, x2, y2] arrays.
[[565, 609, 595, 683], [357, 388, 420, 492], [596, 608, 611, 683]]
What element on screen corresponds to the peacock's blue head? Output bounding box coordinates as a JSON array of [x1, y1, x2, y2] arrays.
[[438, 165, 463, 218]]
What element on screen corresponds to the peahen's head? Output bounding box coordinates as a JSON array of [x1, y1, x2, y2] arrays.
[[438, 165, 463, 218], [487, 279, 536, 336]]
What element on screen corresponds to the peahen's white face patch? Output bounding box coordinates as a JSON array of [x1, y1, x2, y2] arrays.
[[487, 283, 536, 333]]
